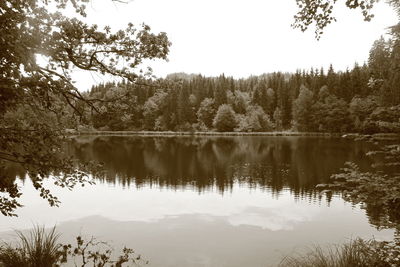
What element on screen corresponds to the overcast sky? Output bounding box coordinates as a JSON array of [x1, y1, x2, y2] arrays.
[[72, 0, 398, 90]]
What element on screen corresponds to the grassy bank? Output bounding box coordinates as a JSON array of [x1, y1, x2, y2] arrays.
[[280, 238, 400, 267]]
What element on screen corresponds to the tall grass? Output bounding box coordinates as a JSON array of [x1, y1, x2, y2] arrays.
[[279, 238, 394, 267], [0, 225, 62, 267]]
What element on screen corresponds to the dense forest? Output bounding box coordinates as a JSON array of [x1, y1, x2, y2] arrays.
[[75, 35, 400, 134]]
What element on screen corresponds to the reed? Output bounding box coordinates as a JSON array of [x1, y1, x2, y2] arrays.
[[0, 226, 62, 267], [279, 238, 392, 267]]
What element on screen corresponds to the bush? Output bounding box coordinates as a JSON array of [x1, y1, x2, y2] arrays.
[[213, 104, 237, 132], [236, 105, 274, 132]]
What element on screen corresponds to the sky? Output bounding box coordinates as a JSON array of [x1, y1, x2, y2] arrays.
[[70, 0, 399, 91]]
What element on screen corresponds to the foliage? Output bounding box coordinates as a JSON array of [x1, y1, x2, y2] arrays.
[[273, 107, 283, 130], [87, 58, 398, 134], [369, 31, 400, 105], [236, 105, 274, 132], [213, 80, 228, 107], [349, 95, 379, 131], [0, 226, 146, 267], [213, 104, 237, 132], [60, 235, 147, 267], [0, 106, 98, 216], [312, 93, 351, 132], [369, 36, 391, 83], [292, 0, 400, 39], [91, 87, 140, 131], [84, 30, 400, 133], [0, 0, 170, 216], [197, 98, 216, 129], [0, 226, 62, 267], [318, 145, 400, 229], [142, 90, 168, 130], [363, 105, 400, 133], [227, 90, 250, 114], [280, 238, 400, 267], [292, 85, 314, 131]]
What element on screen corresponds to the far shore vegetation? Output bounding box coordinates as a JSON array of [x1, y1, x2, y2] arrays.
[[77, 59, 400, 135]]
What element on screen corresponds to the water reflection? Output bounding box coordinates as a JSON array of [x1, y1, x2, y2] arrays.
[[0, 180, 394, 267], [1, 136, 392, 267], [69, 136, 373, 195]]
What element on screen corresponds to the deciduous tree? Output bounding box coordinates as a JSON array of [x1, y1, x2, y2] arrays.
[[213, 104, 237, 132], [0, 0, 170, 215]]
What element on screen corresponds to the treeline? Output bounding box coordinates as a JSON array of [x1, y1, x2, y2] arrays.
[[82, 35, 400, 133]]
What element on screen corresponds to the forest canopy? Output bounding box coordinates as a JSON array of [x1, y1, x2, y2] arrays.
[[86, 58, 399, 134]]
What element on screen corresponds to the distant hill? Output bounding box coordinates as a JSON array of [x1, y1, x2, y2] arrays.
[[166, 72, 292, 81], [166, 72, 200, 80]]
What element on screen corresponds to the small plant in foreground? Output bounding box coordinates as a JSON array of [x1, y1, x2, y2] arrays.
[[0, 226, 147, 266], [60, 235, 148, 267], [279, 238, 400, 267], [0, 225, 62, 267]]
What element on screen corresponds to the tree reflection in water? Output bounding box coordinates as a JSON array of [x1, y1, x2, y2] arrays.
[[69, 136, 373, 198]]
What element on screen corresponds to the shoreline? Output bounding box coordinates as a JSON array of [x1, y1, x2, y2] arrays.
[[71, 130, 341, 137], [68, 130, 400, 140]]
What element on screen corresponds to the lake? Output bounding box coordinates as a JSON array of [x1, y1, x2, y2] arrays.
[[0, 136, 395, 267]]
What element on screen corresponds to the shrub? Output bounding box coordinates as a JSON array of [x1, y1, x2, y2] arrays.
[[236, 105, 274, 132], [213, 104, 237, 132]]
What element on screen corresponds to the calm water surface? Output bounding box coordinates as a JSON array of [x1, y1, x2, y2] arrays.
[[0, 136, 395, 266]]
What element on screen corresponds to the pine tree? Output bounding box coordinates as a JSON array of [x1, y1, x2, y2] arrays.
[[292, 85, 314, 131]]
